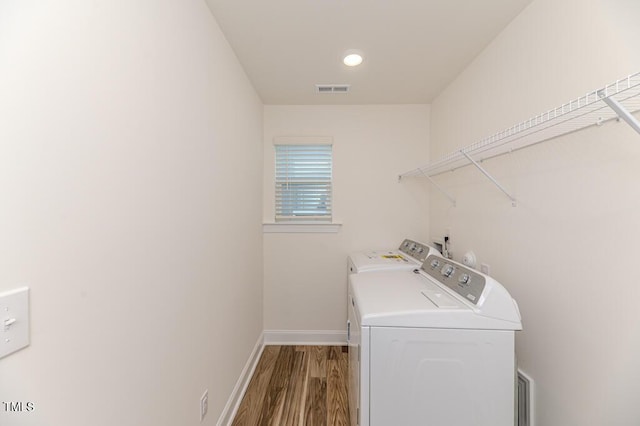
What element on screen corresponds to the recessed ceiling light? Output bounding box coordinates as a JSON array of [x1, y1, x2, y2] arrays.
[[343, 50, 364, 67]]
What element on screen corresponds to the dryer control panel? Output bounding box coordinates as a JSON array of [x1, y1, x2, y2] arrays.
[[421, 254, 486, 305], [398, 239, 431, 263]]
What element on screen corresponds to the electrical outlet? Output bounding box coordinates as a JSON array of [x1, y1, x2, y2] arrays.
[[200, 390, 208, 422], [480, 263, 490, 275]]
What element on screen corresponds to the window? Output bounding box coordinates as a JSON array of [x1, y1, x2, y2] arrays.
[[275, 143, 333, 222]]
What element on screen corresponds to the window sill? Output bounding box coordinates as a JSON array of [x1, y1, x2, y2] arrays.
[[262, 222, 342, 233]]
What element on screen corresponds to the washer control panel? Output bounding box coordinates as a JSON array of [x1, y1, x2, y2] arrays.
[[421, 254, 486, 305], [398, 239, 431, 263]]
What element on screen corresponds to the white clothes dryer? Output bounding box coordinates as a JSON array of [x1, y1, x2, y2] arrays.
[[347, 239, 440, 274], [347, 254, 522, 426]]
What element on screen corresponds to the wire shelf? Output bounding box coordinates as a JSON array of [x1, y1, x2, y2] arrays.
[[400, 72, 640, 179]]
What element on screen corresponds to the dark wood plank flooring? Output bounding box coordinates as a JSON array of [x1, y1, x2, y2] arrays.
[[232, 345, 350, 426]]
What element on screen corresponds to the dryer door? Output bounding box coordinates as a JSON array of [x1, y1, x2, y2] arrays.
[[369, 326, 515, 426]]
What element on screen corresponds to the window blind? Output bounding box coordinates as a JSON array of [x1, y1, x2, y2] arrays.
[[275, 144, 332, 222]]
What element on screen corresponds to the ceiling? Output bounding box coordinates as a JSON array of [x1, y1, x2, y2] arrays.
[[205, 0, 533, 105]]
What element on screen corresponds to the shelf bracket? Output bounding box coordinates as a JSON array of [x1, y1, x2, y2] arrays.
[[461, 151, 517, 207], [598, 90, 640, 135], [421, 170, 457, 207]]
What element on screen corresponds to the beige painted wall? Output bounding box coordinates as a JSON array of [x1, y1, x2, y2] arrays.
[[0, 1, 263, 425], [429, 0, 640, 425], [263, 105, 430, 331]]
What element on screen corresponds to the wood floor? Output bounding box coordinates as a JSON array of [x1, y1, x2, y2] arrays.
[[232, 345, 350, 426]]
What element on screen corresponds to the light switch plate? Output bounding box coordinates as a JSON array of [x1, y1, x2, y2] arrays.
[[0, 287, 30, 359]]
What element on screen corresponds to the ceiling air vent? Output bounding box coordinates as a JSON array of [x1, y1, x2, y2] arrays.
[[315, 84, 350, 94]]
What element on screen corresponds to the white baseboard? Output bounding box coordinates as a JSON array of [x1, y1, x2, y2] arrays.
[[216, 332, 264, 426], [263, 329, 347, 346]]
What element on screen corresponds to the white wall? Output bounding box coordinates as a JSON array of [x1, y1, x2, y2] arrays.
[[429, 0, 640, 425], [263, 105, 430, 332], [0, 1, 263, 425]]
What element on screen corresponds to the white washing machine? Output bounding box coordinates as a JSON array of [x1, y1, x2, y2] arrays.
[[347, 254, 522, 426], [347, 239, 440, 274]]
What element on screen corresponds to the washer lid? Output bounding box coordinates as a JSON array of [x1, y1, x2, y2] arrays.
[[348, 244, 441, 273], [349, 270, 522, 330], [348, 250, 421, 273]]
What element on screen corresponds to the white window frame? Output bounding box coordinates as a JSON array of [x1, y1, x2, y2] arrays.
[[263, 136, 341, 233]]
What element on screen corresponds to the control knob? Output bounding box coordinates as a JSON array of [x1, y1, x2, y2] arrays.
[[440, 264, 454, 277], [458, 274, 471, 285], [430, 259, 441, 269]]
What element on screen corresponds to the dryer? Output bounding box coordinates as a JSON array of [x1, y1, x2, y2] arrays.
[[347, 254, 522, 426], [347, 239, 440, 274]]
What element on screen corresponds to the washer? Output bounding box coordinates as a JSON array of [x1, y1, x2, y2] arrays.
[[347, 254, 522, 426], [347, 239, 440, 274]]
